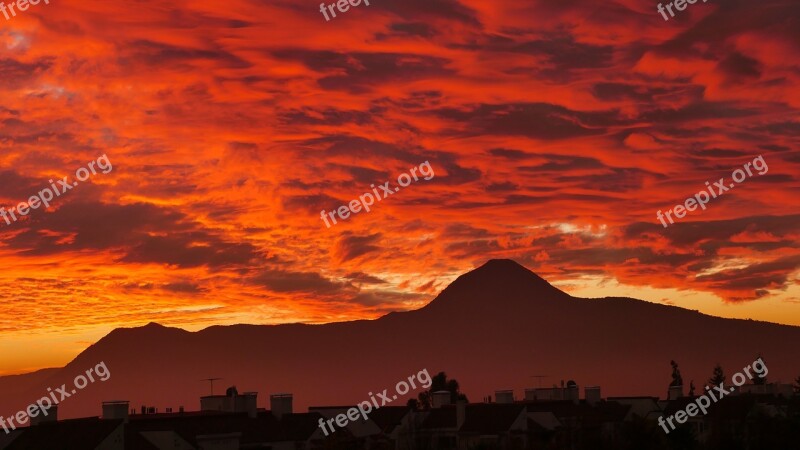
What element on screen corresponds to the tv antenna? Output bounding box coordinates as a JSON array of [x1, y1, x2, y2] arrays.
[[202, 378, 222, 395], [530, 375, 549, 388]]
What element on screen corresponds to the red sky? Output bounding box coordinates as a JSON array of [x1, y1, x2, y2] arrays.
[[1, 0, 798, 375]]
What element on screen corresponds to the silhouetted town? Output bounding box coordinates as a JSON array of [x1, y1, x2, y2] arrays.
[[1, 372, 798, 450]]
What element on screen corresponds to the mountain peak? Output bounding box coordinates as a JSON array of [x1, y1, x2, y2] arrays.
[[421, 259, 570, 313], [463, 259, 566, 293], [475, 258, 534, 272]]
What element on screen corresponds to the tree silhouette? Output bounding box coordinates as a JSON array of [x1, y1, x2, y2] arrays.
[[794, 375, 800, 394], [669, 360, 683, 387], [689, 380, 696, 397], [415, 371, 468, 409], [708, 364, 726, 387], [753, 354, 767, 385]]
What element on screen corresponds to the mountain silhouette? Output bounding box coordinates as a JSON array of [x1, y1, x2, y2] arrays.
[[2, 259, 799, 420], [422, 259, 572, 312]]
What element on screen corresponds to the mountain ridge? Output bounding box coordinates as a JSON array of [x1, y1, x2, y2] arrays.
[[1, 259, 799, 420]]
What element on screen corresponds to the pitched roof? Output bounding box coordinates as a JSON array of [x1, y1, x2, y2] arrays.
[[420, 406, 456, 429], [6, 418, 122, 450], [367, 406, 411, 434], [133, 409, 357, 445], [662, 397, 704, 416], [525, 400, 630, 426], [460, 404, 526, 434], [278, 412, 328, 441], [527, 412, 561, 431], [705, 396, 757, 421], [130, 410, 277, 446], [124, 427, 160, 450]]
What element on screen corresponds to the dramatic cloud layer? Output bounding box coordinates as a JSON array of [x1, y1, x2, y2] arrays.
[[0, 0, 798, 374]]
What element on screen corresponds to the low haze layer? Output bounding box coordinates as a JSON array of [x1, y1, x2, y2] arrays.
[[1, 0, 799, 374]]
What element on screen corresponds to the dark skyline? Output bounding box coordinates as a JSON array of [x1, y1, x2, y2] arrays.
[[1, 0, 800, 378]]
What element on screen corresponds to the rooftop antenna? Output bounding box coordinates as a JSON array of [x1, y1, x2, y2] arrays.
[[530, 375, 549, 388], [202, 378, 222, 396]]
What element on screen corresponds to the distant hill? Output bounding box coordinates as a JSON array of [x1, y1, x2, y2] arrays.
[[2, 259, 799, 420]]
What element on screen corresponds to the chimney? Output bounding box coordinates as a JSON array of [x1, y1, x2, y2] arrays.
[[566, 381, 579, 404], [30, 405, 58, 426], [585, 386, 601, 406], [431, 391, 451, 409], [524, 389, 535, 401], [241, 392, 258, 419], [668, 385, 683, 400], [495, 390, 514, 404], [270, 393, 293, 419], [456, 400, 466, 429], [102, 401, 130, 422]]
